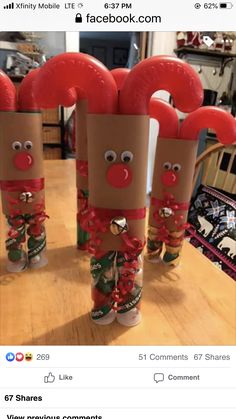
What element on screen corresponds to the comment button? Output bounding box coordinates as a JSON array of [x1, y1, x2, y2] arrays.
[[153, 373, 165, 383]]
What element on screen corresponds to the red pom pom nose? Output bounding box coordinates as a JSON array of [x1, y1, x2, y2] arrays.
[[161, 170, 178, 187], [13, 152, 34, 171], [106, 164, 132, 188]]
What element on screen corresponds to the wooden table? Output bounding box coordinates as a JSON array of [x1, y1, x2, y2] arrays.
[[0, 160, 235, 345]]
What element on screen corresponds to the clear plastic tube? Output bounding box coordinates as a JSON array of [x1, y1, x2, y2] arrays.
[[90, 251, 143, 327], [5, 215, 28, 272], [5, 213, 48, 272]]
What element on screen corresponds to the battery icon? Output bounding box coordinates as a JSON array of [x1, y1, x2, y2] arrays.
[[219, 2, 233, 8]]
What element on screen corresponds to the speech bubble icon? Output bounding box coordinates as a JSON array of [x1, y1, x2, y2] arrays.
[[154, 373, 164, 383]]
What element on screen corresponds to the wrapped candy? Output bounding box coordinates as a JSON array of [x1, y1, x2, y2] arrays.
[[34, 53, 203, 326], [148, 106, 236, 266], [0, 69, 48, 272]]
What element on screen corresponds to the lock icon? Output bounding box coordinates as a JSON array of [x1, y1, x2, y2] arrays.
[[75, 13, 82, 23]]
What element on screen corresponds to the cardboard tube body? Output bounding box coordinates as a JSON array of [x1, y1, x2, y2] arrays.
[[76, 100, 88, 190], [87, 114, 149, 251], [149, 137, 198, 231], [0, 112, 45, 215]]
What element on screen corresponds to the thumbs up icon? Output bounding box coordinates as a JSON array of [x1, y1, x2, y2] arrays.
[[44, 372, 55, 383], [6, 352, 15, 362]]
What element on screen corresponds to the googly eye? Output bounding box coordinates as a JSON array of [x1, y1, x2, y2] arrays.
[[24, 141, 33, 150], [121, 151, 134, 163], [12, 141, 22, 151], [104, 150, 117, 162], [172, 163, 181, 172], [163, 161, 172, 170]]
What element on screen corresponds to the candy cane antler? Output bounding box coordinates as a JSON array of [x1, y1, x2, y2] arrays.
[[180, 106, 236, 145], [120, 56, 203, 114], [111, 68, 130, 91], [149, 98, 179, 138], [111, 68, 180, 136], [34, 52, 118, 113], [18, 69, 41, 112], [0, 70, 17, 111]]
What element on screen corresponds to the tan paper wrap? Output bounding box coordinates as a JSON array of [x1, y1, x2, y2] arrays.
[[149, 137, 198, 231], [76, 100, 88, 190], [0, 112, 45, 215], [87, 114, 149, 251]]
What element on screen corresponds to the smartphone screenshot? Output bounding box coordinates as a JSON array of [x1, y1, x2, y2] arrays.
[[0, 1, 235, 418]]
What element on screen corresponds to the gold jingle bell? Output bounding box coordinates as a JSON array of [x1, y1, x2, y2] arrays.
[[110, 216, 128, 236], [159, 207, 173, 218], [19, 191, 34, 203]]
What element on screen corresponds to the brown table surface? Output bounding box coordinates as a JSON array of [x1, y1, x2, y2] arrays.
[[0, 160, 235, 346]]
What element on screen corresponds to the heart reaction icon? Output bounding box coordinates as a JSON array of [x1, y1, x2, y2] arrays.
[[16, 352, 24, 362]]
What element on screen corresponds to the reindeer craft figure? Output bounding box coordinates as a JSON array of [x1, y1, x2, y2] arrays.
[[0, 70, 48, 272], [147, 106, 236, 266], [34, 53, 203, 326], [76, 68, 130, 249], [76, 67, 130, 249]]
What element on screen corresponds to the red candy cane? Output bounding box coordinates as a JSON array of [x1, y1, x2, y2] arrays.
[[149, 98, 179, 138], [110, 68, 130, 91], [179, 106, 236, 145], [34, 52, 118, 113], [0, 70, 17, 111], [119, 55, 203, 114], [18, 69, 40, 111], [111, 70, 180, 135], [112, 71, 180, 136]]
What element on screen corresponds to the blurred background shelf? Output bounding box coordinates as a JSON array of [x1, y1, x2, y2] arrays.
[[42, 106, 65, 159], [43, 144, 63, 160], [174, 47, 236, 76]]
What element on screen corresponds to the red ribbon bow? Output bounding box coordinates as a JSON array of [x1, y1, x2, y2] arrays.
[[80, 207, 108, 234], [80, 206, 146, 258], [77, 191, 89, 223], [0, 178, 44, 193], [151, 193, 189, 213], [152, 193, 189, 229], [122, 233, 145, 259], [28, 211, 49, 236], [154, 225, 170, 244], [76, 160, 88, 177]]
